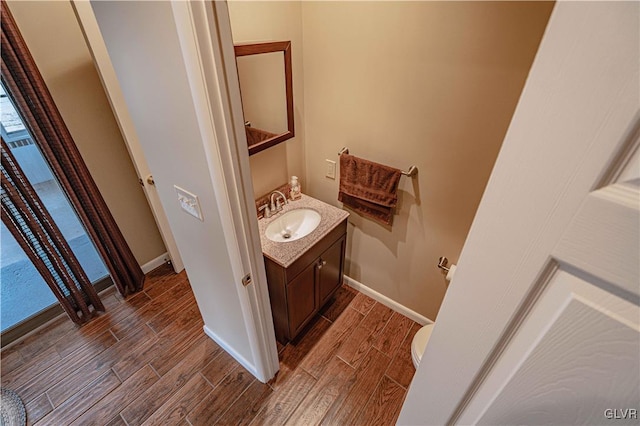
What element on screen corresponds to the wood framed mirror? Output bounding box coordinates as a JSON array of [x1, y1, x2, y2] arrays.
[[234, 41, 294, 156]]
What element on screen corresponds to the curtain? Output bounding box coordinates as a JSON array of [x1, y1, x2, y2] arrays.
[[0, 6, 144, 297], [1, 138, 105, 324]]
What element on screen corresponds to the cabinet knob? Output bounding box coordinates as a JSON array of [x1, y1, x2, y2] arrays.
[[318, 259, 327, 269]]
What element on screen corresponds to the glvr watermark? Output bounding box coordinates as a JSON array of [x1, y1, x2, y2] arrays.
[[604, 409, 638, 420]]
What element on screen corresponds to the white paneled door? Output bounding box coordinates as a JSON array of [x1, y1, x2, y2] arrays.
[[73, 1, 184, 273], [458, 145, 640, 425], [399, 2, 639, 425]]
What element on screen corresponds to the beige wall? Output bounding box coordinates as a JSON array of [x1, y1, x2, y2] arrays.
[[227, 1, 305, 198], [301, 1, 553, 320], [7, 1, 166, 265]]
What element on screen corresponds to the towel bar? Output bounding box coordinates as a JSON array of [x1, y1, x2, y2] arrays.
[[338, 147, 418, 177]]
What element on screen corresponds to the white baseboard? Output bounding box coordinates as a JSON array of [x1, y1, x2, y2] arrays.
[[203, 325, 258, 379], [344, 275, 433, 326], [141, 252, 170, 274]]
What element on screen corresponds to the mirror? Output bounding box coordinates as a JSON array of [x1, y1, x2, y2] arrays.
[[235, 41, 294, 156]]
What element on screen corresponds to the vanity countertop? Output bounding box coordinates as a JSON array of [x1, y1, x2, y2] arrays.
[[258, 194, 349, 268]]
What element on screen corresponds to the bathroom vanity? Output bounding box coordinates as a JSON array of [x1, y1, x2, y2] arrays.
[[258, 195, 349, 343]]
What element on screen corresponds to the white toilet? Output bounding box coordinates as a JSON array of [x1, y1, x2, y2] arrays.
[[411, 323, 434, 369], [410, 258, 455, 368]]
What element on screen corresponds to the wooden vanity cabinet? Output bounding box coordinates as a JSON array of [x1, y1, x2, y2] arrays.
[[264, 220, 347, 343]]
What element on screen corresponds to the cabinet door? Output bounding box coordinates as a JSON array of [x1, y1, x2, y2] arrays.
[[318, 235, 345, 306], [286, 261, 317, 338]]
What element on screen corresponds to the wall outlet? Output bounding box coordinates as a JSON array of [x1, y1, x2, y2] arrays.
[[174, 185, 203, 221], [326, 159, 336, 179]]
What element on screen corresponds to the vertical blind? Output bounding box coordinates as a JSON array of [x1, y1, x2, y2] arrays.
[[1, 138, 104, 323]]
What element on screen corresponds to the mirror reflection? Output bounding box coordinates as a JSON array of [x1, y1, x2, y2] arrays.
[[237, 53, 287, 134], [235, 41, 294, 156]]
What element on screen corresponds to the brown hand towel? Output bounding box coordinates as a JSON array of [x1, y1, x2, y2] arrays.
[[245, 126, 277, 148], [338, 153, 402, 225]]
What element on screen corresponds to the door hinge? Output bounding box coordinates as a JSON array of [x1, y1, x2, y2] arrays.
[[242, 273, 252, 287]]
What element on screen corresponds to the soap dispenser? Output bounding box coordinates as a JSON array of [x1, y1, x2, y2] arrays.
[[290, 176, 301, 200]]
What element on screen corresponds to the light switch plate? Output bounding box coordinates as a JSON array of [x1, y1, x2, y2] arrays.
[[326, 159, 336, 179], [174, 185, 203, 221]]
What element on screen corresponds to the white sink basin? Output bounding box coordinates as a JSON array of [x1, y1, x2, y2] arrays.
[[265, 208, 321, 242]]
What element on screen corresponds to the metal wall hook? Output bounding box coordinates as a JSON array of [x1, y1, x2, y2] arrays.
[[437, 256, 450, 272]]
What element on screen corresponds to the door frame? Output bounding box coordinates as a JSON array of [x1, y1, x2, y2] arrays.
[[168, 0, 280, 381], [398, 2, 639, 423]]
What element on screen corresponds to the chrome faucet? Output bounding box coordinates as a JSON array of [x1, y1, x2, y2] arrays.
[[258, 203, 272, 218], [270, 190, 288, 213], [259, 190, 289, 219]]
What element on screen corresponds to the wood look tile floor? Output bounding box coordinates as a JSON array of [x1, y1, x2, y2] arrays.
[[1, 265, 420, 425]]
